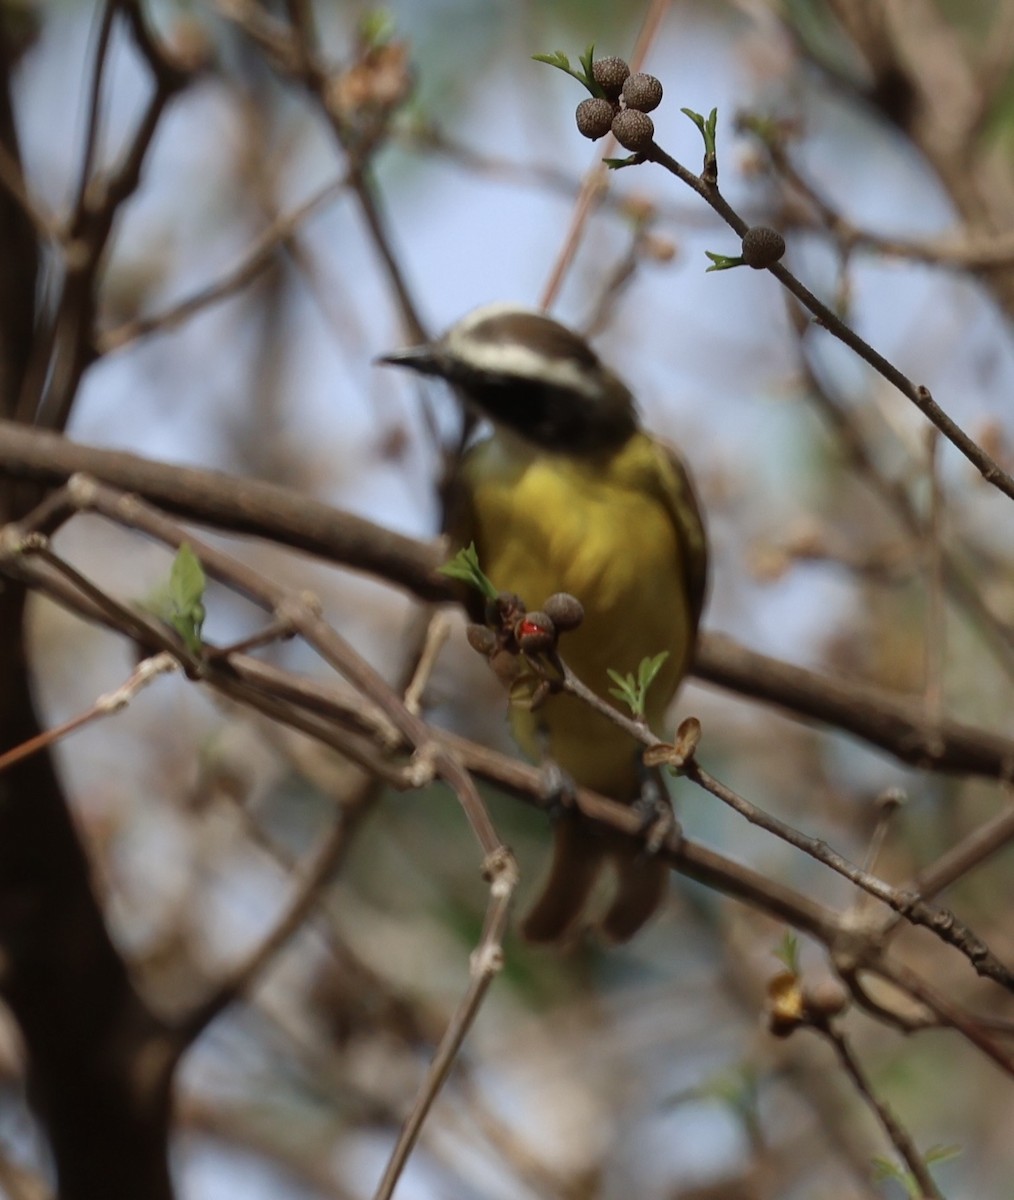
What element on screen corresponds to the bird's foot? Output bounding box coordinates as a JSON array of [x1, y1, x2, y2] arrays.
[[538, 760, 578, 821], [632, 771, 681, 855]]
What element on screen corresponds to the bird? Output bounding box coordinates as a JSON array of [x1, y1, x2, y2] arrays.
[[379, 303, 707, 942]]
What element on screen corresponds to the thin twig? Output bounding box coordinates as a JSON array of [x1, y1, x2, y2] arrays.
[[642, 139, 1014, 502], [13, 472, 521, 1196], [403, 609, 451, 716], [71, 1, 117, 217], [750, 121, 1014, 269], [867, 959, 1014, 1076], [372, 846, 516, 1200], [686, 757, 1014, 992], [817, 1022, 944, 1199], [0, 136, 53, 241], [100, 174, 350, 352], [1, 497, 842, 948], [175, 801, 357, 1048], [877, 799, 1014, 941], [794, 342, 1014, 678], [0, 652, 178, 773], [539, 0, 671, 311], [2, 421, 1014, 779], [923, 428, 945, 735], [30, 3, 190, 430]]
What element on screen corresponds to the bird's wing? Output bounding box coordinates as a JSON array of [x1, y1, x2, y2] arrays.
[[654, 440, 709, 632]]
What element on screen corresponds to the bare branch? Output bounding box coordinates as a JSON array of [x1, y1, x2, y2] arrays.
[[3, 421, 1014, 781]]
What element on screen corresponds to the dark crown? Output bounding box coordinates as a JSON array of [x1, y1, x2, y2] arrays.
[[384, 304, 639, 452]]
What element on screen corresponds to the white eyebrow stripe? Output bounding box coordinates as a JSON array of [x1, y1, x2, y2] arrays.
[[442, 333, 602, 399]]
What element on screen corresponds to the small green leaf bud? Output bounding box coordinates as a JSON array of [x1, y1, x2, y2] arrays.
[[611, 108, 654, 152], [576, 97, 616, 141], [741, 225, 786, 268], [591, 55, 630, 100], [621, 72, 663, 113]]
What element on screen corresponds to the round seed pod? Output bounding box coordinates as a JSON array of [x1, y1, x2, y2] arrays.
[[741, 225, 786, 268], [611, 108, 654, 152], [576, 96, 616, 141], [466, 624, 497, 656], [591, 55, 630, 100], [621, 72, 663, 113], [516, 612, 556, 654], [542, 592, 584, 631]]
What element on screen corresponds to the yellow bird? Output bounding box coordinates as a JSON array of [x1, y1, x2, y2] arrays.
[[381, 304, 707, 942]]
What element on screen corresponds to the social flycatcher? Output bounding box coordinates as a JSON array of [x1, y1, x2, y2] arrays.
[[380, 304, 707, 942]]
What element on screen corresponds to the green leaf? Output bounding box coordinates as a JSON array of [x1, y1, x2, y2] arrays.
[[773, 930, 799, 973], [358, 8, 395, 47], [606, 668, 639, 714], [870, 1157, 905, 1186], [532, 44, 601, 96], [638, 650, 670, 692], [167, 543, 207, 653], [703, 1065, 762, 1136], [681, 105, 719, 158], [169, 543, 206, 614], [439, 543, 499, 601], [871, 1146, 961, 1198], [704, 249, 744, 272], [606, 652, 669, 719], [735, 110, 780, 145], [924, 1144, 962, 1167], [532, 49, 572, 70], [136, 543, 207, 654], [603, 154, 643, 170]]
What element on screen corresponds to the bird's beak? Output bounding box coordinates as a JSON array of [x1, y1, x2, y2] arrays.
[[375, 344, 444, 376]]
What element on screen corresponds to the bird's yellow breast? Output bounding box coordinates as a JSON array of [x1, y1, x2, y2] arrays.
[[459, 431, 694, 800]]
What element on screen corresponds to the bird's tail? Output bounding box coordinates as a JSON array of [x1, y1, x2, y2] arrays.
[[521, 817, 668, 944], [600, 845, 668, 942]]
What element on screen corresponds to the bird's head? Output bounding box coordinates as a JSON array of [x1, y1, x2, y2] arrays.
[[378, 303, 638, 453]]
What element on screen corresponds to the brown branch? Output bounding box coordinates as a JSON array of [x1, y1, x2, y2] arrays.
[[694, 633, 1014, 782], [783, 0, 1014, 319], [70, 1, 117, 217], [1, 492, 842, 948], [817, 1022, 944, 1199], [372, 846, 516, 1200], [685, 758, 1014, 993], [0, 419, 446, 599], [222, 0, 428, 343], [0, 48, 38, 424], [641, 138, 1014, 502], [10, 471, 521, 1200], [2, 421, 1014, 783], [746, 119, 1014, 270], [869, 959, 1014, 1077], [0, 22, 178, 1197], [99, 173, 350, 353], [0, 650, 178, 772], [174, 794, 361, 1048], [28, 2, 191, 430], [792, 340, 1014, 678], [0, 133, 53, 244]]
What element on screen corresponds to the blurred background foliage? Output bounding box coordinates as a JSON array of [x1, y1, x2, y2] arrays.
[[3, 0, 1014, 1197]]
